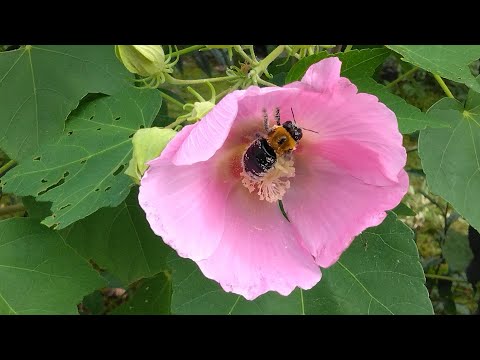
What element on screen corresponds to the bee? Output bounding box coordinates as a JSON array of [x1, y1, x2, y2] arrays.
[[242, 107, 316, 179]]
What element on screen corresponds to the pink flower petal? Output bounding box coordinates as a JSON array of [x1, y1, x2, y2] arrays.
[[301, 57, 342, 93], [283, 154, 409, 268], [197, 185, 321, 300], [166, 91, 243, 166], [139, 158, 234, 261]]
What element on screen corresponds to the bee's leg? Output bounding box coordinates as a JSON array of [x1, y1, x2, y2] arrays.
[[262, 108, 269, 131], [274, 107, 281, 125]]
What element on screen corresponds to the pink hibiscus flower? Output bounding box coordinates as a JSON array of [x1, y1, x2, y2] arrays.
[[139, 58, 408, 300]]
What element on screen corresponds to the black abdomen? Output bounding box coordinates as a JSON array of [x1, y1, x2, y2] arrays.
[[243, 138, 277, 177]]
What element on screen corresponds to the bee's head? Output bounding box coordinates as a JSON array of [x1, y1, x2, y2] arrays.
[[282, 120, 303, 142]]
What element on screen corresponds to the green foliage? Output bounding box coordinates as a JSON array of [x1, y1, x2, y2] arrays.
[[111, 272, 172, 314], [0, 45, 132, 161], [169, 213, 432, 314], [2, 87, 162, 229], [285, 48, 445, 134], [0, 218, 105, 314], [387, 45, 480, 92], [443, 230, 474, 273], [419, 96, 480, 232], [392, 202, 416, 216], [60, 188, 172, 286]]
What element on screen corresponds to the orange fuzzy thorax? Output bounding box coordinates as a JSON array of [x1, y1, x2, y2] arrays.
[[267, 126, 297, 156]]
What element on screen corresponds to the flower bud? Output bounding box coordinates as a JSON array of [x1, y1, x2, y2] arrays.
[[125, 127, 177, 184], [115, 45, 166, 77]]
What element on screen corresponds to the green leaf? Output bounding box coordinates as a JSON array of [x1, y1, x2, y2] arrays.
[[386, 45, 480, 92], [353, 78, 449, 134], [0, 218, 106, 314], [169, 213, 432, 314], [285, 48, 444, 134], [0, 45, 132, 161], [392, 202, 416, 216], [443, 230, 474, 273], [22, 196, 52, 220], [80, 290, 105, 315], [285, 48, 389, 83], [61, 187, 172, 286], [419, 96, 480, 231], [110, 272, 172, 314], [1, 87, 162, 229]]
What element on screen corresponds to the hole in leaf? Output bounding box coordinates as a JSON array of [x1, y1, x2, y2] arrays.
[[90, 116, 94, 120], [38, 175, 67, 196], [80, 159, 87, 165], [63, 171, 70, 177], [33, 156, 41, 161], [140, 125, 145, 129], [115, 117, 121, 121], [94, 188, 100, 192], [59, 204, 71, 211], [128, 133, 135, 138], [97, 128, 101, 131], [67, 131, 73, 136], [113, 164, 125, 176], [105, 186, 111, 192], [41, 179, 48, 183]]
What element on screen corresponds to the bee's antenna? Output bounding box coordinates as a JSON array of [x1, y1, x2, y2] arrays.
[[291, 107, 319, 134], [291, 108, 297, 124], [302, 127, 320, 134]]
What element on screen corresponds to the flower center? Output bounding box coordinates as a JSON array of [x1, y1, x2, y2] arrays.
[[240, 151, 296, 203]]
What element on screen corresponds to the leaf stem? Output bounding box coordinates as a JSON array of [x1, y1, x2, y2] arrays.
[[165, 73, 237, 85], [0, 160, 17, 176], [425, 274, 469, 283], [168, 45, 205, 57], [157, 90, 184, 108], [344, 45, 353, 52], [433, 74, 455, 99], [386, 67, 419, 88]]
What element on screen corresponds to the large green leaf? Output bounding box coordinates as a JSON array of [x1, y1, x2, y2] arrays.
[[0, 218, 106, 314], [285, 48, 444, 134], [169, 213, 432, 314], [0, 45, 132, 161], [110, 272, 172, 315], [387, 45, 480, 92], [2, 87, 162, 229], [419, 95, 480, 231], [61, 188, 172, 286]]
